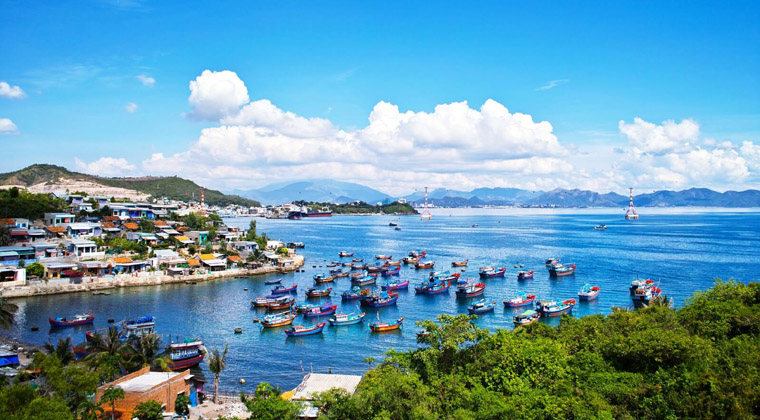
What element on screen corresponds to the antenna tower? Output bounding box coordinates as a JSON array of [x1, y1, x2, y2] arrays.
[[420, 187, 432, 220], [625, 187, 639, 220], [200, 188, 205, 208]]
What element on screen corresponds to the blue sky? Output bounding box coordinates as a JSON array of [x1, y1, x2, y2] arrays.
[[1, 0, 759, 194]]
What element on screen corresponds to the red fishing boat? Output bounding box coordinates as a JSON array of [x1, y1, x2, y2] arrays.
[[455, 281, 486, 298], [517, 270, 534, 280], [503, 293, 536, 307], [578, 284, 600, 301], [303, 303, 337, 317]]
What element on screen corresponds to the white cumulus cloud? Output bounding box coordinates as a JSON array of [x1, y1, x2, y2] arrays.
[[187, 70, 249, 120], [125, 102, 139, 113], [619, 117, 700, 154], [136, 74, 155, 87], [75, 157, 136, 177], [0, 118, 19, 135], [0, 82, 26, 99]]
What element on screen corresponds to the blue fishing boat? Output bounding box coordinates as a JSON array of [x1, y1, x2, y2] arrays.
[[479, 266, 507, 278], [578, 284, 600, 301], [271, 284, 297, 295], [414, 280, 450, 295], [285, 322, 326, 337], [381, 279, 409, 291], [351, 275, 376, 286], [341, 286, 369, 300], [381, 266, 401, 276], [513, 309, 541, 326], [303, 303, 338, 317], [467, 299, 496, 314], [360, 291, 399, 307], [536, 299, 576, 317], [49, 312, 94, 327], [328, 312, 366, 326]]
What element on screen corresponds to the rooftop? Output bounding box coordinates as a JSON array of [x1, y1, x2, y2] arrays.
[[117, 371, 183, 393]]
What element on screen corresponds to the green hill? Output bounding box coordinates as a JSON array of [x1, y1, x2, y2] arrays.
[[0, 164, 260, 207]]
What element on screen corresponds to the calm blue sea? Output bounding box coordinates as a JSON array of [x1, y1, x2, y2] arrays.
[[4, 209, 759, 391]]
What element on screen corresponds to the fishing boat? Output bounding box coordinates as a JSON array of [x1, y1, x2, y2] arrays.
[[303, 303, 338, 317], [479, 266, 507, 278], [415, 260, 435, 269], [367, 265, 384, 273], [536, 299, 576, 317], [328, 312, 366, 326], [415, 280, 450, 295], [350, 271, 366, 280], [632, 284, 661, 306], [329, 267, 343, 274], [305, 287, 333, 298], [122, 316, 155, 339], [351, 275, 376, 286], [271, 284, 298, 295], [594, 224, 607, 230], [389, 222, 397, 226], [402, 250, 426, 264], [295, 303, 321, 313], [165, 338, 206, 370], [431, 271, 461, 285], [545, 258, 560, 267], [339, 251, 354, 258], [381, 279, 410, 291], [381, 266, 401, 276], [251, 295, 278, 308], [49, 312, 94, 327], [256, 311, 297, 327], [513, 309, 541, 326], [548, 264, 576, 277], [351, 257, 364, 262], [343, 262, 354, 267], [264, 278, 282, 285], [517, 270, 534, 280], [375, 254, 392, 260], [630, 278, 655, 294], [267, 296, 296, 310], [503, 293, 537, 307], [578, 284, 600, 301], [451, 259, 469, 267], [341, 286, 370, 300], [285, 322, 326, 337], [360, 291, 399, 307], [370, 317, 404, 332], [467, 299, 496, 315], [455, 281, 486, 298], [313, 274, 334, 284], [351, 263, 368, 271], [333, 271, 350, 278]]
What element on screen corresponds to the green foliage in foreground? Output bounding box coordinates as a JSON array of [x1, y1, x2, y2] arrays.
[[254, 280, 759, 419]]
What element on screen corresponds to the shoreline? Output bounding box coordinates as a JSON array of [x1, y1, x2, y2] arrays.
[[0, 255, 304, 299]]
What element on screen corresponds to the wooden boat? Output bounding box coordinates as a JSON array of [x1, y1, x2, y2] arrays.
[[313, 274, 334, 284], [414, 280, 450, 295], [455, 281, 486, 298], [305, 287, 333, 298], [467, 299, 496, 314], [367, 265, 384, 273], [351, 257, 364, 262], [295, 303, 321, 313], [375, 254, 392, 260], [326, 263, 337, 268], [285, 322, 326, 337], [386, 260, 401, 267], [381, 266, 401, 276], [370, 317, 404, 332], [256, 311, 297, 327], [360, 291, 399, 307], [341, 286, 370, 300], [451, 259, 469, 267], [271, 284, 297, 295], [350, 271, 367, 280], [517, 270, 534, 280], [329, 267, 343, 274], [578, 284, 600, 301], [49, 312, 94, 327], [338, 251, 354, 257], [381, 279, 409, 291], [536, 299, 576, 317], [479, 266, 507, 278], [351, 263, 368, 271], [267, 296, 295, 310], [513, 309, 541, 326], [431, 271, 461, 285], [333, 271, 350, 278], [164, 338, 206, 370], [351, 275, 376, 286], [303, 303, 338, 317], [251, 295, 277, 308], [594, 224, 607, 230], [548, 264, 576, 277], [343, 262, 354, 267], [415, 260, 435, 269], [264, 278, 282, 285], [328, 312, 366, 326], [402, 250, 426, 264], [503, 293, 537, 307]]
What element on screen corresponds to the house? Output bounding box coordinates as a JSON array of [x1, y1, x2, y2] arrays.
[[93, 196, 110, 206], [153, 249, 186, 269], [0, 266, 26, 287], [262, 251, 280, 265], [227, 255, 243, 267], [63, 239, 99, 257], [285, 373, 363, 419], [185, 231, 209, 245], [65, 222, 99, 239], [232, 241, 258, 253], [121, 222, 140, 233], [174, 235, 194, 246], [77, 261, 113, 277], [43, 262, 79, 279], [69, 202, 94, 213], [45, 225, 67, 239], [102, 215, 123, 224], [100, 222, 122, 236], [0, 246, 37, 266], [198, 253, 226, 271], [0, 218, 29, 229], [95, 366, 200, 416], [126, 232, 159, 246], [30, 242, 63, 259], [266, 240, 284, 250], [44, 213, 75, 226], [112, 257, 147, 274]]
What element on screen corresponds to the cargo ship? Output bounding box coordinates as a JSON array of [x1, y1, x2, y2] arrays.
[[288, 206, 333, 219]]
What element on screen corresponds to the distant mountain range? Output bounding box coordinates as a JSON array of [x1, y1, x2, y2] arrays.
[[233, 179, 760, 208]]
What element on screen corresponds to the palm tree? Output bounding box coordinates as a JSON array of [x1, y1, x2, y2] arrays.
[[207, 343, 228, 404], [127, 332, 169, 371], [100, 386, 125, 420], [0, 298, 18, 330], [43, 336, 75, 365], [76, 400, 105, 420], [88, 325, 126, 357]]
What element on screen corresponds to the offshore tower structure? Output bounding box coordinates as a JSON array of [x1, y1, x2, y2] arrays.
[[420, 187, 432, 220], [624, 187, 639, 220]]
